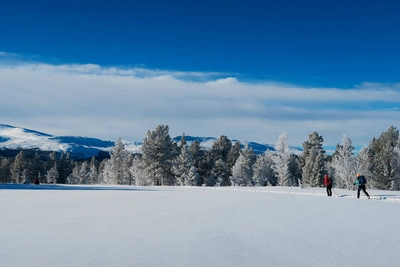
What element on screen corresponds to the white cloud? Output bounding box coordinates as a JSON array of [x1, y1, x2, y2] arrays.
[[0, 51, 18, 57], [0, 59, 399, 147]]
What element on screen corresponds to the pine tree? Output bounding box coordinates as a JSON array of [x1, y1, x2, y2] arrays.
[[10, 151, 26, 183], [57, 152, 73, 184], [88, 157, 99, 184], [212, 158, 230, 186], [288, 154, 301, 186], [79, 161, 91, 184], [27, 152, 45, 183], [179, 133, 187, 149], [130, 155, 152, 186], [253, 151, 276, 186], [231, 144, 256, 186], [331, 135, 357, 189], [210, 135, 232, 162], [0, 157, 12, 183], [197, 150, 213, 186], [367, 126, 400, 190], [300, 132, 327, 187], [67, 162, 80, 184], [46, 163, 58, 184], [140, 125, 178, 186], [172, 142, 198, 186], [102, 138, 130, 184], [273, 132, 292, 186], [227, 141, 241, 170]]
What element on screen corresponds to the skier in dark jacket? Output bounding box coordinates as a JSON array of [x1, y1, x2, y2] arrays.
[[323, 174, 332, 196], [354, 173, 370, 199]]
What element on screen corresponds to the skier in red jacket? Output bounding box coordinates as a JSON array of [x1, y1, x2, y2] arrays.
[[323, 174, 332, 196]]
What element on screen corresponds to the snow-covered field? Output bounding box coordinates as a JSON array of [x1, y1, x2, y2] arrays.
[[1, 184, 399, 267]]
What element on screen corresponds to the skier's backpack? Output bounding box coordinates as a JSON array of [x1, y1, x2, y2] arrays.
[[359, 175, 366, 185]]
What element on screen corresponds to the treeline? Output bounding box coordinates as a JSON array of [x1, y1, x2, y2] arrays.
[[1, 125, 399, 190]]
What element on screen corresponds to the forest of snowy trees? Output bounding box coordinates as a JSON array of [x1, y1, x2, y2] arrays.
[[1, 125, 400, 190]]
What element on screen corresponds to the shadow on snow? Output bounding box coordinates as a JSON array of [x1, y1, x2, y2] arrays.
[[0, 184, 160, 191]]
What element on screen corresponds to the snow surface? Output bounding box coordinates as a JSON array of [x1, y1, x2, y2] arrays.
[[1, 185, 399, 267]]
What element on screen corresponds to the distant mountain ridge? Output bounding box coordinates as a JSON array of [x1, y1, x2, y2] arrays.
[[0, 124, 302, 159]]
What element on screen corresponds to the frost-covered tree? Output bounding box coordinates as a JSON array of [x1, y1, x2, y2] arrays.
[[102, 138, 131, 185], [231, 144, 256, 186], [253, 151, 276, 186], [141, 125, 178, 186], [273, 132, 292, 186], [367, 126, 400, 190], [130, 155, 150, 186], [46, 163, 58, 184], [330, 135, 357, 189], [212, 158, 230, 186], [197, 151, 214, 186], [227, 141, 241, 170], [10, 151, 26, 183], [0, 158, 12, 183], [67, 162, 81, 184], [88, 157, 99, 184], [210, 135, 232, 162], [79, 161, 91, 184], [178, 133, 187, 149], [186, 165, 200, 186], [356, 146, 372, 185], [300, 132, 327, 187], [172, 141, 199, 186]]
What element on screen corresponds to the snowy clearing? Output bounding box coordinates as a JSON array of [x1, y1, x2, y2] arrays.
[[1, 184, 400, 267]]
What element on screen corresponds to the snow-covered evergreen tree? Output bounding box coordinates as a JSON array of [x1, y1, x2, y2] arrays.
[[212, 158, 230, 186], [67, 162, 80, 184], [172, 141, 198, 186], [189, 140, 204, 185], [140, 125, 178, 185], [79, 161, 90, 184], [227, 141, 241, 170], [273, 132, 292, 186], [253, 151, 276, 186], [367, 126, 400, 190], [10, 151, 26, 183], [88, 157, 99, 184], [300, 132, 327, 187], [102, 138, 130, 185], [197, 151, 214, 186], [210, 135, 232, 162], [46, 163, 58, 184], [0, 158, 12, 183], [130, 155, 151, 186], [330, 135, 357, 189], [231, 144, 256, 186]]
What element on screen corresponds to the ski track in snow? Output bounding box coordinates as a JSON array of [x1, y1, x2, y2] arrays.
[[190, 186, 400, 203]]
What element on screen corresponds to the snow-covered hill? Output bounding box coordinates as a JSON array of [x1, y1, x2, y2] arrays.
[[0, 124, 302, 159]]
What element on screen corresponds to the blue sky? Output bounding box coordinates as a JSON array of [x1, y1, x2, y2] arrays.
[[2, 0, 400, 86], [0, 0, 399, 149]]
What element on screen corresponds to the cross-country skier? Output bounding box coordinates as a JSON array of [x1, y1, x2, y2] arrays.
[[354, 173, 370, 199], [323, 174, 332, 196]]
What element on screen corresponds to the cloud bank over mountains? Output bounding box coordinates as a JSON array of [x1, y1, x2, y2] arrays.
[[1, 53, 399, 147]]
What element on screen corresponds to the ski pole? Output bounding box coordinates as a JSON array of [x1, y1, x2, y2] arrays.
[[332, 188, 339, 197]]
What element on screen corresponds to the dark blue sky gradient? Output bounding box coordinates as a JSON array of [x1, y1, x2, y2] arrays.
[[1, 0, 400, 87]]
